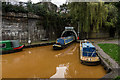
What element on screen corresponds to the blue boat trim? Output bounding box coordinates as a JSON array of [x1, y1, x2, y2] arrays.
[[53, 36, 75, 50], [80, 40, 100, 66]]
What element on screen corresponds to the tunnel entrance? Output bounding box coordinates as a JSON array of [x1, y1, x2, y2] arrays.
[[61, 27, 78, 41]]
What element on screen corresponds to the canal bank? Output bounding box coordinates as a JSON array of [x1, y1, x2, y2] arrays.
[[93, 42, 120, 80], [78, 40, 119, 80], [2, 43, 106, 78], [2, 40, 118, 79], [23, 41, 56, 48]]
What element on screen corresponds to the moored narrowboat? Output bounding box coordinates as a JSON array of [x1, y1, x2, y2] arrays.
[[80, 40, 100, 65], [53, 36, 75, 50], [0, 40, 24, 54]]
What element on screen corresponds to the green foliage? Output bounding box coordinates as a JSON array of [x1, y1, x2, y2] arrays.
[[104, 3, 118, 27], [68, 2, 118, 33], [113, 76, 120, 80], [32, 3, 67, 38], [2, 2, 28, 13], [112, 2, 120, 37], [2, 2, 67, 38], [27, 1, 33, 13], [33, 4, 48, 16], [98, 43, 120, 64]]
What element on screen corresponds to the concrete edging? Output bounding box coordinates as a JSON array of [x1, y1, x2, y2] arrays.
[[94, 43, 120, 80], [24, 42, 56, 48]]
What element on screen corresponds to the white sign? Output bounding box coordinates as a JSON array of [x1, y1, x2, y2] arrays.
[[65, 27, 74, 30]]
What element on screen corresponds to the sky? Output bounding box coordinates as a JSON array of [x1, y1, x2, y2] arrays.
[[19, 0, 66, 7]]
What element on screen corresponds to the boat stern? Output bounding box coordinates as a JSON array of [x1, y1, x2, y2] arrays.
[[13, 45, 24, 51], [53, 44, 63, 50], [80, 56, 100, 66]]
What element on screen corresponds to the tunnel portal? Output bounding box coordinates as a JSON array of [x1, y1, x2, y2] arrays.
[[61, 27, 78, 41]]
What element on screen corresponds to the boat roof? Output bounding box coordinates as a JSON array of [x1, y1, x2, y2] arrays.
[[0, 40, 11, 43], [0, 40, 19, 43], [82, 43, 95, 48], [59, 36, 73, 39]]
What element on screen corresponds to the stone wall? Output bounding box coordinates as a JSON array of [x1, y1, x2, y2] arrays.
[[2, 12, 56, 44], [79, 31, 109, 39], [88, 32, 109, 39]]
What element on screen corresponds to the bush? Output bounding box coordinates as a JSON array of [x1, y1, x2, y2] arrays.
[[2, 2, 28, 13], [113, 76, 120, 80]]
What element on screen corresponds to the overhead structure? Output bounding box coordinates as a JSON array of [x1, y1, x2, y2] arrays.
[[61, 27, 78, 41]]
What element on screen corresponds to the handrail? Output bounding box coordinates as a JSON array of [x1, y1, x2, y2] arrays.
[[91, 50, 96, 57]]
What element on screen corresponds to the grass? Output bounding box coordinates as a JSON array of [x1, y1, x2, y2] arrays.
[[113, 76, 120, 80], [98, 43, 120, 64]]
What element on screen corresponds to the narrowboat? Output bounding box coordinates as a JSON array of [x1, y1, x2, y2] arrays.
[[80, 40, 100, 65], [53, 35, 75, 50], [0, 40, 24, 54]]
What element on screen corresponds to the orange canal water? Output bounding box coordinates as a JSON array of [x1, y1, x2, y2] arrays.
[[2, 43, 106, 78]]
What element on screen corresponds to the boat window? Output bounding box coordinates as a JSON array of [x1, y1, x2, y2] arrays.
[[10, 42, 14, 48], [83, 48, 96, 57], [11, 40, 20, 48], [0, 44, 6, 48]]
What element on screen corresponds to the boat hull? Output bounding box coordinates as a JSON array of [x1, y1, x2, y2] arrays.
[[53, 44, 66, 50], [53, 36, 75, 50], [1, 45, 24, 54], [80, 60, 100, 66], [80, 40, 100, 66]]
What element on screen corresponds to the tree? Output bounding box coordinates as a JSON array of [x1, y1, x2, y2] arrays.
[[68, 2, 118, 38], [112, 2, 120, 38], [27, 0, 33, 13], [2, 2, 27, 13]]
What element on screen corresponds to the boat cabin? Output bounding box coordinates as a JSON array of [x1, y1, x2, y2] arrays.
[[82, 43, 97, 57], [0, 40, 24, 54]]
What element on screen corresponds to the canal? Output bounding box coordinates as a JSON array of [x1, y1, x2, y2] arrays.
[[2, 43, 106, 78]]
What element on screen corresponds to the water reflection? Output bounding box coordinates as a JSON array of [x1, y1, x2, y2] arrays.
[[50, 66, 67, 78], [55, 44, 77, 57], [50, 63, 69, 78]]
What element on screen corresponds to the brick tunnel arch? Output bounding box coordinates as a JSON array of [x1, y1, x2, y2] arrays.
[[61, 30, 78, 41]]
